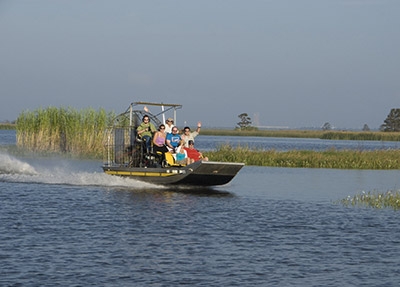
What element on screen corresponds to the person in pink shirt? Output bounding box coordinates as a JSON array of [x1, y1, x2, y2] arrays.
[[153, 124, 168, 153]]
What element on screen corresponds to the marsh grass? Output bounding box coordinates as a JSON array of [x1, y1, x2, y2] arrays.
[[337, 190, 400, 210], [206, 145, 400, 169], [320, 131, 400, 141], [0, 123, 15, 130], [16, 107, 115, 157]]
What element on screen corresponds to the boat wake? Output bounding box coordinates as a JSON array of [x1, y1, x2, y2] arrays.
[[0, 152, 37, 175], [0, 152, 161, 189]]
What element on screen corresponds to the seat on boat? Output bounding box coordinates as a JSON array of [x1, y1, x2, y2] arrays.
[[164, 152, 186, 167]]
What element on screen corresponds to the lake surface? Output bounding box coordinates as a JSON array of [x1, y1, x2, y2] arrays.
[[196, 134, 400, 151], [1, 130, 400, 286]]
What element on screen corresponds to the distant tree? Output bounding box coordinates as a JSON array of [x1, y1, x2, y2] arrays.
[[380, 108, 400, 132], [236, 113, 252, 130], [362, 124, 370, 131], [321, 122, 332, 131]]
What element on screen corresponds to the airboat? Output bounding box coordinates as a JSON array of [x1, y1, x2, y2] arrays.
[[102, 102, 244, 186]]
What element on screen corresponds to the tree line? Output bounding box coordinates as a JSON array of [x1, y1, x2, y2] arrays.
[[237, 108, 400, 131]]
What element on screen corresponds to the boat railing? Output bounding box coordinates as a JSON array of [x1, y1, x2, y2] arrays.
[[103, 126, 142, 167], [103, 101, 182, 168]]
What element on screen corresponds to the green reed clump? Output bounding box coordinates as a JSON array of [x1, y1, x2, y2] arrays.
[[321, 131, 400, 141], [337, 190, 400, 210], [207, 145, 400, 169], [16, 107, 115, 157]]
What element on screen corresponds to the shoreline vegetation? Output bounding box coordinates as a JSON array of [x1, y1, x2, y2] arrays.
[[0, 123, 16, 130], [337, 191, 400, 210], [207, 146, 400, 169], [6, 107, 400, 169]]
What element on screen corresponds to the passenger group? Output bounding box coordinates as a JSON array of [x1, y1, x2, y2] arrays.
[[136, 115, 207, 165]]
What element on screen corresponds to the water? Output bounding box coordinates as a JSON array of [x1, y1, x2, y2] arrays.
[[1, 130, 400, 286], [195, 135, 400, 151]]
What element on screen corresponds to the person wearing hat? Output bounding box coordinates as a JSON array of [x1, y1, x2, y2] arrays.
[[184, 140, 208, 162], [165, 118, 175, 134]]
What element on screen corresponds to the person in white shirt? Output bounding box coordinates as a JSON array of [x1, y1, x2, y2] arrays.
[[182, 122, 201, 147], [164, 118, 175, 134]]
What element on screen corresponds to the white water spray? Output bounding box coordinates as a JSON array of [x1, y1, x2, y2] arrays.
[[0, 152, 161, 189], [0, 152, 37, 175]]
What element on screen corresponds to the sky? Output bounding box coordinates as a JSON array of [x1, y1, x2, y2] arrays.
[[1, 0, 399, 129]]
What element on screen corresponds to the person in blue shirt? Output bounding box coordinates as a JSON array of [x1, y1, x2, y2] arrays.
[[165, 127, 192, 165], [165, 127, 182, 153]]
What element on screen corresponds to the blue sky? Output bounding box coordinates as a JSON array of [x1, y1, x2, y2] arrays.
[[1, 0, 399, 129]]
